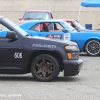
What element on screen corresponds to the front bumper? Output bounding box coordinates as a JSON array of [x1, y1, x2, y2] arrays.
[[63, 59, 83, 76]]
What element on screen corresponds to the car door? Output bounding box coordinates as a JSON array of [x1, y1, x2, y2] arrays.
[[71, 31, 84, 50], [0, 25, 23, 72]]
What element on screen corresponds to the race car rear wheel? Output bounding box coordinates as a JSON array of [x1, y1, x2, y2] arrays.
[[85, 40, 100, 56], [31, 54, 59, 82]]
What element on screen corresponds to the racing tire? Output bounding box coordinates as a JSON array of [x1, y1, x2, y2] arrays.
[[31, 54, 59, 82], [85, 40, 100, 56]]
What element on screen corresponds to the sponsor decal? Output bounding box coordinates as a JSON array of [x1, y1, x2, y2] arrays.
[[14, 52, 22, 59], [32, 44, 56, 48], [64, 34, 70, 40]]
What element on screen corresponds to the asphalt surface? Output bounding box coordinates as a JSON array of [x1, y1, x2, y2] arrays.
[[0, 53, 100, 100]]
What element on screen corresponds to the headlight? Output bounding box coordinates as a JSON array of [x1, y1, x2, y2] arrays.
[[46, 34, 62, 39], [65, 45, 78, 50], [65, 45, 79, 60]]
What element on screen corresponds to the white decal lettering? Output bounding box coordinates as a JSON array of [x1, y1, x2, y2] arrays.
[[14, 52, 22, 59], [32, 44, 56, 48]]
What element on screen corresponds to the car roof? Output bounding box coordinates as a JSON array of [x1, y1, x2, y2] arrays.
[[55, 19, 75, 22], [24, 19, 65, 23], [65, 19, 75, 22], [25, 10, 51, 13]]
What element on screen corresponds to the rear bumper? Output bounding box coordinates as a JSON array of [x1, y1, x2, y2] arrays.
[[63, 59, 83, 76]]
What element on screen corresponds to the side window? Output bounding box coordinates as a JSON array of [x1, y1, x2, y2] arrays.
[[48, 22, 64, 32], [47, 23, 53, 30], [41, 22, 49, 32], [55, 23, 64, 30], [0, 24, 9, 38], [0, 24, 6, 31], [30, 22, 50, 32], [30, 23, 40, 32]]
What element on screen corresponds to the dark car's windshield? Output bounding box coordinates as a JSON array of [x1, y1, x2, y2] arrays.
[[4, 18, 28, 36], [23, 12, 50, 20]]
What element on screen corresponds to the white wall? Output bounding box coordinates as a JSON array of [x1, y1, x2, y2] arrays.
[[0, 0, 100, 29]]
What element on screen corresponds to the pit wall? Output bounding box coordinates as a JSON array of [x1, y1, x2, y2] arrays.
[[0, 0, 100, 29]]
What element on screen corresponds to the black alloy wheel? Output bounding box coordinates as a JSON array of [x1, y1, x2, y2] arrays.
[[85, 40, 100, 56], [31, 54, 59, 82]]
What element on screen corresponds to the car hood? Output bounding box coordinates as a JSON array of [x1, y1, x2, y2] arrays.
[[28, 36, 77, 46], [78, 29, 100, 32]]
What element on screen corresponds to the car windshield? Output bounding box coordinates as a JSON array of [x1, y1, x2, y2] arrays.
[[4, 18, 28, 36], [74, 21, 85, 30], [23, 12, 50, 20], [61, 21, 75, 31]]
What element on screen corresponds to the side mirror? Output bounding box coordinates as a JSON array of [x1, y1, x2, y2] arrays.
[[19, 18, 22, 20], [62, 30, 68, 33], [6, 31, 18, 40]]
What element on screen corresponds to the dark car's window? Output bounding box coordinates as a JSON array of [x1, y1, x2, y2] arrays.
[[3, 18, 28, 36], [0, 24, 9, 37]]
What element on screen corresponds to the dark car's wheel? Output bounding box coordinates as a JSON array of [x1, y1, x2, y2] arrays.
[[85, 40, 100, 56], [31, 54, 59, 82]]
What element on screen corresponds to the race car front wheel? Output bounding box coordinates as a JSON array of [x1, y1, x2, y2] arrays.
[[85, 40, 100, 56], [31, 54, 59, 82]]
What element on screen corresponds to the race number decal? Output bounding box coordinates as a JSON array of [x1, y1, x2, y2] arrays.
[[64, 34, 70, 41], [14, 52, 22, 59]]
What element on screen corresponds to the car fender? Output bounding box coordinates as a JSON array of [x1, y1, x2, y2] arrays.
[[83, 38, 100, 51], [31, 43, 67, 60]]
